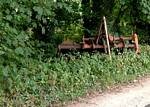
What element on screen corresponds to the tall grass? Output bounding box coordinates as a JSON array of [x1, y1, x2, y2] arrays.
[[0, 45, 150, 106]]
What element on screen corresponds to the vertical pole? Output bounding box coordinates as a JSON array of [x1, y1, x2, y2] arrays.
[[103, 16, 111, 59], [96, 22, 102, 44], [132, 33, 140, 54]]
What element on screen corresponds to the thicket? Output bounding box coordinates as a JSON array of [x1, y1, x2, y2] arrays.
[[0, 0, 150, 106], [0, 0, 149, 58], [0, 46, 150, 106], [82, 0, 150, 41]]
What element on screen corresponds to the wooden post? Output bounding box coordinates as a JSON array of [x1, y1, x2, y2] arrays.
[[132, 33, 140, 54], [103, 16, 111, 59]]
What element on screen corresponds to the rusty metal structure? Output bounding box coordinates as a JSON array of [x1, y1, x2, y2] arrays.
[[58, 17, 140, 54]]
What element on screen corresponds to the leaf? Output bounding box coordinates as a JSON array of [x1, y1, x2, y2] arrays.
[[6, 15, 12, 21], [42, 18, 47, 24], [2, 66, 9, 77], [32, 22, 37, 28], [57, 2, 63, 9], [0, 50, 5, 55], [15, 47, 24, 55], [42, 27, 45, 34], [33, 6, 43, 16]]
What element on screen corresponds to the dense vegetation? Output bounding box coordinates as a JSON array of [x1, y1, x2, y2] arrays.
[[0, 0, 150, 106], [0, 46, 150, 106]]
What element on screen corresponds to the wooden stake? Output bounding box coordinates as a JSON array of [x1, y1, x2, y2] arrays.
[[103, 16, 111, 60]]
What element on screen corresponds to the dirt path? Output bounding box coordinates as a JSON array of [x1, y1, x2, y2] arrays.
[[67, 77, 150, 107]]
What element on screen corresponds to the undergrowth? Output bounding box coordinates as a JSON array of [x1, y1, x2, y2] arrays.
[[0, 45, 150, 106]]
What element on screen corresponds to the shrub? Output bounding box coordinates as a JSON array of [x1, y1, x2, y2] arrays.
[[0, 46, 150, 106]]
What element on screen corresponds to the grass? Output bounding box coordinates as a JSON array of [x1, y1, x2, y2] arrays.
[[0, 45, 150, 106]]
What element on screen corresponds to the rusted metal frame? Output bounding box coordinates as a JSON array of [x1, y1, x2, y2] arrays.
[[58, 17, 140, 54], [114, 37, 132, 41], [96, 21, 103, 45], [102, 37, 107, 53], [58, 44, 81, 49]]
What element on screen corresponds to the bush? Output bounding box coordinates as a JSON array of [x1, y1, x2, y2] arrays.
[[0, 46, 150, 106]]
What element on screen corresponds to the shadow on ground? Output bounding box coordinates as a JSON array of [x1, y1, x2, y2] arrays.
[[145, 104, 150, 107]]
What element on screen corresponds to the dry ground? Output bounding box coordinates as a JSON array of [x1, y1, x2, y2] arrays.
[[67, 77, 150, 107]]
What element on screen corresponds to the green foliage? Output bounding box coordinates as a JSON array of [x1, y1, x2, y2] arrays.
[[0, 46, 150, 106], [56, 23, 83, 42], [81, 0, 149, 41], [55, 0, 82, 42], [138, 0, 150, 24], [0, 0, 150, 106], [0, 0, 56, 60], [0, 0, 82, 58]]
